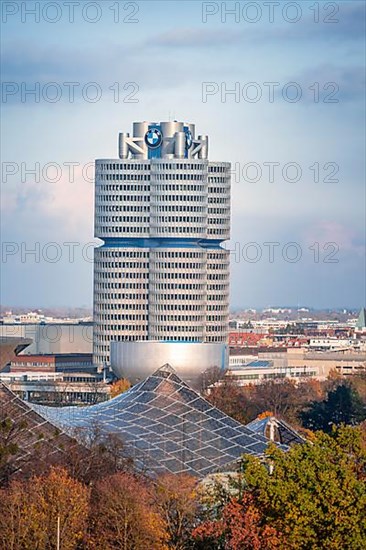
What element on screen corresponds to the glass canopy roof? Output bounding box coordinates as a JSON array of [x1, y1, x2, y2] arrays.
[[246, 416, 306, 446], [32, 364, 277, 478]]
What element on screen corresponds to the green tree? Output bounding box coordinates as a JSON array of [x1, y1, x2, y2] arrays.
[[301, 384, 366, 432], [241, 426, 366, 549]]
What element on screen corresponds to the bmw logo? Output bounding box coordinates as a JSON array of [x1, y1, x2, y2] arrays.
[[145, 127, 163, 148], [185, 129, 193, 149]]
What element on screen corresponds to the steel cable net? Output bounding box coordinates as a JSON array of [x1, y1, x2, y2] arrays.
[[30, 365, 283, 478]]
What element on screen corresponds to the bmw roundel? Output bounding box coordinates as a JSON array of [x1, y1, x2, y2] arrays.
[[145, 127, 163, 148], [185, 129, 193, 149]]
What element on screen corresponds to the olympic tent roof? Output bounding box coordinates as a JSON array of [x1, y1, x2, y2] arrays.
[[246, 416, 306, 446], [0, 381, 84, 479], [31, 364, 279, 478]]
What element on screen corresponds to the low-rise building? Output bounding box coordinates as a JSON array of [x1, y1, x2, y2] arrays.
[[227, 347, 366, 385], [0, 353, 110, 405], [227, 361, 321, 385], [9, 353, 94, 373], [287, 348, 366, 378], [0, 376, 110, 405], [308, 337, 356, 351]]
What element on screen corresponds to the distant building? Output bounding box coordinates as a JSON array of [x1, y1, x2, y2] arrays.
[[287, 348, 366, 378], [228, 332, 269, 347], [0, 323, 93, 354], [0, 353, 110, 405], [9, 353, 94, 373], [0, 377, 110, 405], [2, 311, 71, 324], [227, 347, 366, 385], [308, 337, 355, 351], [227, 362, 320, 385]]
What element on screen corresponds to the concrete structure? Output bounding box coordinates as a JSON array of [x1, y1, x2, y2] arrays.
[[111, 341, 228, 387], [93, 121, 231, 381], [227, 347, 366, 385], [0, 323, 93, 354]]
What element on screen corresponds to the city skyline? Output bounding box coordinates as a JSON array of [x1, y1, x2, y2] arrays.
[[1, 1, 365, 309], [1, 4, 365, 548]]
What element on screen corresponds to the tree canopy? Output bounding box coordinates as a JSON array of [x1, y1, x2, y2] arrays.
[[301, 383, 366, 432], [193, 425, 366, 550]]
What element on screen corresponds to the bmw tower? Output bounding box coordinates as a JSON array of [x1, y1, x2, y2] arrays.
[[93, 121, 231, 385]]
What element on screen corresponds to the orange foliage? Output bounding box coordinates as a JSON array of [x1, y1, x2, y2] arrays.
[[0, 467, 89, 550], [193, 493, 284, 550], [110, 378, 131, 398], [90, 472, 168, 549], [154, 473, 199, 548], [258, 411, 274, 419]]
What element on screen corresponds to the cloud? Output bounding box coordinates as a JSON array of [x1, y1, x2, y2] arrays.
[[284, 64, 366, 104], [0, 40, 215, 106], [147, 2, 365, 49], [301, 221, 365, 258], [1, 163, 94, 242]]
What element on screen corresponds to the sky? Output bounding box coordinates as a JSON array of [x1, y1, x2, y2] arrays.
[[1, 0, 365, 310]]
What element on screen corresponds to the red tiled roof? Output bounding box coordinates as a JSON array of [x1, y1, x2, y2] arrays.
[[228, 332, 267, 346]]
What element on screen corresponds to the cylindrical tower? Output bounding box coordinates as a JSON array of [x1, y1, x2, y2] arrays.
[[93, 121, 231, 378]]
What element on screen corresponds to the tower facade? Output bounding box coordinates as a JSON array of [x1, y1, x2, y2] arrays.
[[93, 121, 230, 376]]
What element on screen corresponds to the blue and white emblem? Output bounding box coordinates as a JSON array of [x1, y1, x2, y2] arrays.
[[185, 129, 193, 149], [145, 127, 163, 148]]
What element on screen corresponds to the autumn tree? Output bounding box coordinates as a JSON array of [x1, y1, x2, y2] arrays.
[[251, 379, 301, 423], [193, 426, 365, 549], [348, 372, 366, 405], [110, 378, 131, 398], [193, 493, 283, 550], [154, 473, 200, 549], [0, 414, 27, 485], [206, 379, 255, 424], [89, 471, 168, 550], [205, 377, 330, 427], [0, 410, 79, 486], [0, 467, 89, 550], [63, 422, 134, 484], [198, 367, 225, 393]]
